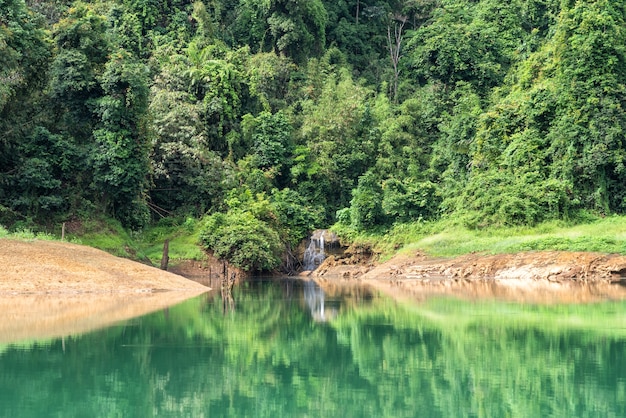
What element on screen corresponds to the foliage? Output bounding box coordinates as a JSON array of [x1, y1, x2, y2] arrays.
[[200, 210, 283, 271], [199, 185, 322, 271], [295, 67, 377, 221], [92, 49, 151, 229], [6, 0, 626, 271]]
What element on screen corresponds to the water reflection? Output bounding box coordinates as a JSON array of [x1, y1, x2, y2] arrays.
[[303, 280, 338, 321], [1, 281, 626, 417], [0, 290, 205, 344]]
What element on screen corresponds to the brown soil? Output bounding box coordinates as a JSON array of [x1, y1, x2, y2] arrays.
[[310, 248, 626, 303], [0, 239, 210, 343], [0, 239, 209, 294]]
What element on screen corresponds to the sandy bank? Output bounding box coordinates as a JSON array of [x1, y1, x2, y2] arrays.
[[0, 239, 209, 343], [0, 239, 209, 294]]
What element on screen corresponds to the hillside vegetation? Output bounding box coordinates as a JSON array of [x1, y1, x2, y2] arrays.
[[2, 0, 626, 272]]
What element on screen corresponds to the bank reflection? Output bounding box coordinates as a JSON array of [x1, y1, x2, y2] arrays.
[[2, 281, 626, 417]]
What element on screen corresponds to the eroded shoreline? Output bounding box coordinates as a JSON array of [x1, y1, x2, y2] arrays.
[[0, 239, 209, 343], [310, 249, 626, 303]]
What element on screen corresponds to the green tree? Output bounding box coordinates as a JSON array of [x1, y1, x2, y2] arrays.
[[234, 0, 328, 62], [200, 210, 283, 272], [241, 110, 293, 185], [148, 44, 233, 216], [348, 170, 386, 230], [457, 0, 626, 225], [0, 0, 50, 112], [184, 40, 245, 156], [295, 67, 377, 222], [404, 1, 523, 95], [0, 0, 52, 223], [48, 2, 109, 141], [92, 49, 151, 228]]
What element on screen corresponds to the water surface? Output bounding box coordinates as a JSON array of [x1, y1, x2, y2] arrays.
[[1, 280, 626, 417]]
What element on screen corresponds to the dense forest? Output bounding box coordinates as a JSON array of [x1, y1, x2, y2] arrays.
[[2, 0, 626, 271]]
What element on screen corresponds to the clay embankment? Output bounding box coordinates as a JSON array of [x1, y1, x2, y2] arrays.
[[0, 239, 209, 343], [0, 239, 209, 294], [311, 247, 626, 303]]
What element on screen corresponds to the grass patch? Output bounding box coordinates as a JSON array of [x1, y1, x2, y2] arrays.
[[74, 218, 146, 258], [336, 215, 626, 259], [0, 216, 207, 265], [0, 225, 57, 242], [133, 217, 206, 265], [73, 216, 206, 264]]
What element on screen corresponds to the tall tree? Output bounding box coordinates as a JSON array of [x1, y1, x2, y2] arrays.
[[92, 49, 151, 228], [0, 0, 52, 223], [234, 0, 328, 62], [295, 67, 377, 221]]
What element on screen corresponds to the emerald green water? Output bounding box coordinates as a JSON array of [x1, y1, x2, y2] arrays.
[[2, 280, 626, 417]]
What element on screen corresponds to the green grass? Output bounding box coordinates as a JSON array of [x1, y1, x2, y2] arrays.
[[74, 218, 147, 259], [338, 214, 626, 260], [0, 225, 56, 241], [1, 215, 207, 266], [71, 216, 207, 265], [133, 217, 207, 265]]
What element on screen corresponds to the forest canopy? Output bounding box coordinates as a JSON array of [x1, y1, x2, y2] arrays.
[[2, 0, 626, 271]]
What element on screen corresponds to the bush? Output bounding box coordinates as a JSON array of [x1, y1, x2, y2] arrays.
[[200, 211, 283, 272], [382, 179, 439, 223], [349, 171, 386, 230], [448, 170, 571, 228]]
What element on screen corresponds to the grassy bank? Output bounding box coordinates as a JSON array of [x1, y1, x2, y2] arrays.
[[76, 217, 207, 265], [0, 217, 207, 267], [6, 213, 626, 267], [337, 214, 626, 260]]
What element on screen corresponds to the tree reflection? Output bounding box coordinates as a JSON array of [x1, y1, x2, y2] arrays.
[[2, 285, 626, 417]]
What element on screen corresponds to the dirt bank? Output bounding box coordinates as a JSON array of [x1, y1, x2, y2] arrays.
[[0, 239, 209, 294], [311, 248, 626, 303], [0, 239, 210, 343]]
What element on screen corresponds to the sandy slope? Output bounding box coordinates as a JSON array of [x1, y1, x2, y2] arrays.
[[0, 239, 209, 294], [0, 239, 209, 344]]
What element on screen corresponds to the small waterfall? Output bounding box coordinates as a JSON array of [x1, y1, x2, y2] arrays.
[[302, 235, 326, 271], [301, 229, 340, 272]]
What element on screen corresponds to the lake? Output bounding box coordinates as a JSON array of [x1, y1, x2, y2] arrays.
[[1, 279, 626, 417]]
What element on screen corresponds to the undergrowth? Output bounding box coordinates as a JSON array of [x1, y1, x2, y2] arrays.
[[334, 214, 626, 260]]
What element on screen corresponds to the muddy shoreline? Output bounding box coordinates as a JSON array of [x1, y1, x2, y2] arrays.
[[308, 249, 626, 303]]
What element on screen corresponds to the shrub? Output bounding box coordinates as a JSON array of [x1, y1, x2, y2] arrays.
[[200, 211, 283, 272]]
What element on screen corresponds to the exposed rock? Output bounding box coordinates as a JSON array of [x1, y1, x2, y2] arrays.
[[312, 249, 626, 303]]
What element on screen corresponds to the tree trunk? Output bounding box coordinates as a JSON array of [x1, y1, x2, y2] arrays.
[[387, 17, 407, 103], [160, 239, 170, 270]]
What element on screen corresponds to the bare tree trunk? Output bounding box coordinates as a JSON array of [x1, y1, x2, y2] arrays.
[[387, 16, 407, 103], [160, 239, 169, 270], [356, 0, 360, 24]]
